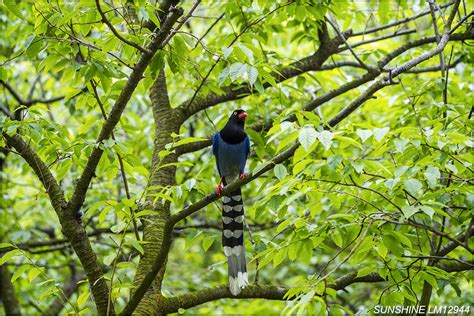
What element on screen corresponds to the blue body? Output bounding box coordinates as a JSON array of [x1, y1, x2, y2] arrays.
[[213, 133, 250, 180]]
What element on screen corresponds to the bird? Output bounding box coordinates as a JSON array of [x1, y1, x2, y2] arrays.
[[212, 109, 250, 295]]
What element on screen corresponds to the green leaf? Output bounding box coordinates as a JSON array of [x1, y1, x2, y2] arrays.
[[238, 44, 254, 63], [218, 67, 230, 86], [146, 5, 160, 27], [332, 229, 343, 247], [378, 0, 390, 24], [0, 243, 14, 249], [172, 137, 209, 148], [420, 272, 439, 290], [404, 179, 423, 196], [0, 66, 8, 81], [247, 66, 258, 85], [424, 166, 440, 188], [401, 205, 419, 219], [466, 193, 474, 208], [377, 241, 388, 259], [0, 249, 22, 265], [274, 164, 287, 181], [288, 241, 300, 261], [384, 178, 399, 190], [253, 161, 270, 175], [27, 267, 42, 282], [298, 127, 317, 151], [229, 62, 246, 82], [292, 159, 312, 175], [420, 206, 434, 218], [316, 130, 333, 150], [356, 129, 372, 143], [202, 236, 214, 252], [11, 265, 30, 282], [356, 266, 374, 278], [373, 127, 390, 142], [77, 290, 90, 308], [126, 236, 144, 255], [4, 0, 23, 18], [300, 239, 313, 265], [273, 247, 287, 267], [394, 138, 409, 152]]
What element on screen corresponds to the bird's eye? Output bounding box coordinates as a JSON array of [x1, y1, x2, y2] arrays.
[[233, 111, 237, 116]]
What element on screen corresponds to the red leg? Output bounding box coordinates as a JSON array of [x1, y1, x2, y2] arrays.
[[216, 177, 224, 196], [239, 172, 245, 180]]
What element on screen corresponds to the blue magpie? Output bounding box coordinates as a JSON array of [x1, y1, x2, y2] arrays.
[[212, 109, 250, 295]]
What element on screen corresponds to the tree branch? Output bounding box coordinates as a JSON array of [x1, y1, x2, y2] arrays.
[[2, 132, 113, 315], [160, 255, 472, 314], [1, 79, 72, 107], [2, 133, 66, 212], [0, 262, 21, 315]]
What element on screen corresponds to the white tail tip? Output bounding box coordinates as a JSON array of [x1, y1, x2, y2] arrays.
[[229, 272, 248, 295]]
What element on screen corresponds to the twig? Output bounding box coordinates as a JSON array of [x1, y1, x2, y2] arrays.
[[429, 0, 448, 25], [312, 221, 374, 288], [244, 220, 259, 283], [326, 16, 367, 68], [184, 2, 290, 113], [0, 104, 14, 119], [193, 13, 224, 49], [90, 80, 140, 241], [351, 0, 455, 36], [449, 10, 474, 34], [95, 0, 151, 54], [161, 0, 202, 48], [346, 28, 417, 52]]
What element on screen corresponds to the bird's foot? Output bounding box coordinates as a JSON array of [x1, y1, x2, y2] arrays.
[[216, 178, 224, 196], [239, 172, 245, 180]]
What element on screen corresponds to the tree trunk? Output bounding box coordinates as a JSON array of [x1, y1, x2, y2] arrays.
[[132, 71, 185, 314]]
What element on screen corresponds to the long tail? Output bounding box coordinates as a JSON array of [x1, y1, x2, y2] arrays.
[[222, 187, 248, 295]]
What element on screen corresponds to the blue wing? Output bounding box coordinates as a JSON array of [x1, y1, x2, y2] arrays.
[[245, 135, 250, 158], [212, 132, 222, 176], [242, 135, 250, 173]]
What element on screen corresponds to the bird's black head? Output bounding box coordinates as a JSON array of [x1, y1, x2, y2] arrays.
[[220, 109, 248, 144], [228, 109, 248, 127]]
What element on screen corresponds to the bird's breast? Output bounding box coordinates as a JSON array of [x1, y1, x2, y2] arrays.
[[218, 140, 246, 179]]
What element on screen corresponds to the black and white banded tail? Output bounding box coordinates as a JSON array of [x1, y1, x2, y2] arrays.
[[222, 187, 248, 295]]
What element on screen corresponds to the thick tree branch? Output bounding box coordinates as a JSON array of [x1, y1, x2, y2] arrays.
[[162, 272, 382, 313], [3, 133, 66, 212], [2, 133, 113, 315], [0, 263, 21, 315], [160, 256, 471, 314], [161, 0, 201, 47]]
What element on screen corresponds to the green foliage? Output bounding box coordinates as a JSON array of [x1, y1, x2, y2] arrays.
[[1, 0, 473, 315]]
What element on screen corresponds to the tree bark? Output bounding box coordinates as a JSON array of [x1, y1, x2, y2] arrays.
[[0, 263, 21, 315], [132, 71, 185, 314]]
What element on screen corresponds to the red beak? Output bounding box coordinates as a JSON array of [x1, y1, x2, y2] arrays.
[[238, 112, 248, 118]]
